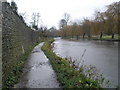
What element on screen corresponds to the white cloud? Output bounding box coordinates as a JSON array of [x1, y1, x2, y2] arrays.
[[7, 0, 119, 29]]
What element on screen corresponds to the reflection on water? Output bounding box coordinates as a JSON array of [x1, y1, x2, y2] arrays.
[[53, 38, 118, 88]]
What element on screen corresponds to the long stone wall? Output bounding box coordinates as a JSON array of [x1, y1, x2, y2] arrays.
[[2, 2, 40, 83], [0, 1, 2, 88]]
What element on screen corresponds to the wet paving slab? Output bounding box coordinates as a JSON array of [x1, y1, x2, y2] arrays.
[[14, 42, 60, 88]]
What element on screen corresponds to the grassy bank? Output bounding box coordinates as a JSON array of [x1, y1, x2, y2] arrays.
[[63, 34, 120, 41], [92, 35, 120, 41], [101, 35, 120, 40], [42, 39, 102, 88], [2, 40, 43, 89]]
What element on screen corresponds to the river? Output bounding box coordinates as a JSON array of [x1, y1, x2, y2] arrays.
[[53, 37, 118, 88]]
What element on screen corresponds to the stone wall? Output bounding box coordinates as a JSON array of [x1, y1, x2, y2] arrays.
[[2, 2, 40, 82], [0, 1, 2, 88]]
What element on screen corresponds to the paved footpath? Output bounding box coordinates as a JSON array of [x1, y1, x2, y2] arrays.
[[14, 42, 60, 88]]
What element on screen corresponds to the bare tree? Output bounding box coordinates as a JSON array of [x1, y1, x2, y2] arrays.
[[31, 13, 40, 30], [36, 13, 40, 27], [19, 12, 29, 23], [58, 2, 119, 39], [59, 19, 67, 29], [63, 13, 71, 25]]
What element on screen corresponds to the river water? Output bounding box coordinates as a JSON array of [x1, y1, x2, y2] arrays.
[[53, 37, 118, 88]]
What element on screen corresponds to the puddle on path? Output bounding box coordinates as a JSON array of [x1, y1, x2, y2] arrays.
[[14, 42, 60, 88]]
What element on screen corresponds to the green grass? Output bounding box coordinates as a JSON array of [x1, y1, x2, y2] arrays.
[[42, 39, 102, 89], [92, 34, 120, 40], [102, 35, 120, 40]]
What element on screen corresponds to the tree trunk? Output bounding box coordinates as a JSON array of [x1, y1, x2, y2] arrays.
[[100, 32, 103, 39], [112, 33, 114, 39], [83, 33, 85, 39], [76, 35, 79, 40]]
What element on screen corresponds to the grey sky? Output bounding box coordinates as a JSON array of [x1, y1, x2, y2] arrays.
[[7, 0, 119, 29]]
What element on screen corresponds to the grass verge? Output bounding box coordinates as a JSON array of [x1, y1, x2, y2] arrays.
[[41, 39, 102, 89], [2, 41, 42, 90]]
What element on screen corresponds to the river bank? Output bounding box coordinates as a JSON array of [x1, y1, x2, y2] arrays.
[[53, 38, 118, 88], [62, 37, 120, 42], [42, 39, 110, 88]]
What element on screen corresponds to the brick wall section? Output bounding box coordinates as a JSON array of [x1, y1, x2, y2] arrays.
[[2, 2, 40, 82]]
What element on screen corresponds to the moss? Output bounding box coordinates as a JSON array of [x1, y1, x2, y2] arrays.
[[41, 39, 102, 89]]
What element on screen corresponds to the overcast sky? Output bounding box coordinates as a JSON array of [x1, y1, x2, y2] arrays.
[[7, 0, 119, 29]]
